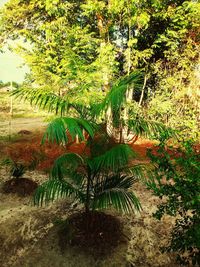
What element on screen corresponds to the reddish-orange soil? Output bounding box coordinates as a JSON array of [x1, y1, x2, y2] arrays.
[[1, 133, 156, 172]]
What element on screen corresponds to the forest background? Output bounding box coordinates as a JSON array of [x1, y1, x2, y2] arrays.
[[0, 0, 199, 141]]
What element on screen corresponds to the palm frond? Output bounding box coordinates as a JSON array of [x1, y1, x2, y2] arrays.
[[42, 117, 96, 145], [128, 117, 176, 139], [70, 103, 94, 120], [89, 144, 137, 172], [128, 164, 155, 182], [33, 179, 84, 206], [51, 153, 84, 180], [97, 71, 144, 115], [12, 87, 71, 116], [92, 174, 141, 213], [94, 174, 136, 192]]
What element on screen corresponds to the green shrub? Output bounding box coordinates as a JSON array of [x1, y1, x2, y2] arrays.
[[146, 137, 200, 265]]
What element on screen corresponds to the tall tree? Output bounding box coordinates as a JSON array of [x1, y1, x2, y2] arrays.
[[0, 0, 199, 138]]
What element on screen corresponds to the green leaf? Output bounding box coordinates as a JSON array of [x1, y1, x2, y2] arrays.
[[12, 87, 70, 116], [33, 179, 83, 206], [99, 71, 144, 114], [92, 174, 141, 213], [128, 117, 176, 139], [42, 117, 96, 145], [89, 144, 137, 172], [51, 153, 84, 180]]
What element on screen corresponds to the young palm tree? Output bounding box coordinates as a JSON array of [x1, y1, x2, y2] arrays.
[[13, 71, 174, 214], [34, 141, 143, 213]]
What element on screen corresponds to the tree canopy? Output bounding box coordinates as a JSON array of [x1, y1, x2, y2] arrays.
[[0, 0, 199, 138]]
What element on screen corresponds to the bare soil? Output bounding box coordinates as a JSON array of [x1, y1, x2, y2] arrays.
[[0, 165, 180, 267], [2, 178, 38, 196], [58, 211, 125, 257]]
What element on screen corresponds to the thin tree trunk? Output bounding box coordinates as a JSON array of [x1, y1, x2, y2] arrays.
[[85, 168, 91, 214], [139, 75, 147, 106], [96, 13, 110, 92], [119, 123, 123, 143], [120, 11, 132, 144]]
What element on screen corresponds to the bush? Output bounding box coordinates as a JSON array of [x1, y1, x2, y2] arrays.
[[146, 137, 200, 266]]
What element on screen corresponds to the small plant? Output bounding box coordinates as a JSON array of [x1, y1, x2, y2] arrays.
[[34, 141, 143, 214], [33, 133, 148, 253], [1, 158, 38, 196], [146, 136, 200, 266], [2, 158, 25, 179]]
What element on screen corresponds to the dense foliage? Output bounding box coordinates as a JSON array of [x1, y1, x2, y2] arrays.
[[147, 137, 200, 265], [0, 0, 199, 138]]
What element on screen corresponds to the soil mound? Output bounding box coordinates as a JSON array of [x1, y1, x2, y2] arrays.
[[58, 211, 125, 257], [2, 178, 38, 196]]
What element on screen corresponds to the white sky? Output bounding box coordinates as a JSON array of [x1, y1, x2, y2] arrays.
[[0, 0, 29, 83], [0, 0, 7, 6]]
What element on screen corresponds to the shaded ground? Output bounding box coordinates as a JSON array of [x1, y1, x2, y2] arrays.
[[58, 211, 125, 257]]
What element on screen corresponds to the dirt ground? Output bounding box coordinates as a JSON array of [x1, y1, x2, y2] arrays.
[[0, 117, 47, 136], [0, 124, 181, 267], [0, 165, 180, 267]]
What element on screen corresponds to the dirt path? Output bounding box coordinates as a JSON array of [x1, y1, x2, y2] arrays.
[[0, 117, 47, 136]]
